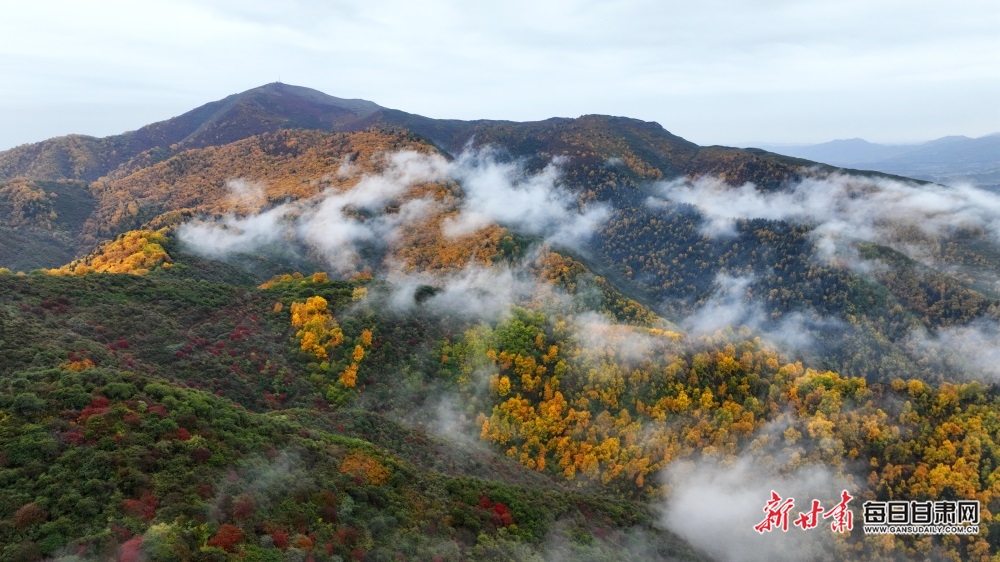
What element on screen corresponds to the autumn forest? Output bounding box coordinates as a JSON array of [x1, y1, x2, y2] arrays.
[[2, 83, 1000, 561]]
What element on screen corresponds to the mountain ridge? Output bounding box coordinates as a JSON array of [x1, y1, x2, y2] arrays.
[[0, 82, 822, 271], [754, 132, 1000, 191], [0, 83, 793, 185]]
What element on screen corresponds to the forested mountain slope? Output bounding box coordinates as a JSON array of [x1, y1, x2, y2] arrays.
[[2, 84, 1000, 560]]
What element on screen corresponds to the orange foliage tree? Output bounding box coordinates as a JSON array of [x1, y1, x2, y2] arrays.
[[340, 450, 390, 485]]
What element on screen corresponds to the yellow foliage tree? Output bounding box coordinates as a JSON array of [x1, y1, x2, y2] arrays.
[[290, 296, 343, 360], [48, 229, 171, 275], [340, 363, 358, 388]]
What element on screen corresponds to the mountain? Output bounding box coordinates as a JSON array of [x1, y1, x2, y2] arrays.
[[0, 85, 818, 271], [855, 133, 1000, 190], [756, 133, 1000, 191], [754, 138, 918, 166], [3, 84, 1000, 560], [0, 83, 383, 184], [4, 82, 998, 391]]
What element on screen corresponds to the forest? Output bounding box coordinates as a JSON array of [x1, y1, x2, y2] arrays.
[[2, 84, 1000, 560]]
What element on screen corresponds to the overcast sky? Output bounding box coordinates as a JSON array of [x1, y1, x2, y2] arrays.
[[1, 0, 998, 150]]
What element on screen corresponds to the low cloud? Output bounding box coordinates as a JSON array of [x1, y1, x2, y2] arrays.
[[180, 148, 608, 274], [180, 150, 446, 272], [651, 172, 1000, 266], [225, 177, 267, 210], [571, 311, 679, 364], [178, 205, 290, 258], [659, 455, 853, 562], [417, 396, 501, 465], [443, 151, 610, 247], [680, 273, 846, 355], [385, 261, 546, 320], [761, 312, 848, 357], [905, 319, 1000, 382], [209, 451, 303, 521], [681, 274, 756, 336]]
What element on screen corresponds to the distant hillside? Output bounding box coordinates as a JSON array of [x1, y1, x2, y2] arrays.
[[752, 138, 917, 166], [755, 133, 1000, 191]]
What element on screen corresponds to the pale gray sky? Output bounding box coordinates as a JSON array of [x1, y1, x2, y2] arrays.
[[1, 0, 998, 150]]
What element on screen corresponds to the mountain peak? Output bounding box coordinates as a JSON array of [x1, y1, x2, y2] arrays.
[[0, 84, 389, 183], [825, 138, 877, 146], [234, 82, 383, 118], [158, 82, 383, 150]]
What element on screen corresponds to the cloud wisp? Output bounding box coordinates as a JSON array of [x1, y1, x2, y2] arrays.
[[569, 310, 679, 364], [905, 319, 1000, 383], [384, 260, 550, 320], [659, 455, 852, 562], [179, 148, 609, 274], [443, 151, 611, 246], [681, 274, 757, 336], [651, 172, 1000, 266], [224, 177, 267, 208], [679, 273, 846, 357], [180, 150, 448, 272]]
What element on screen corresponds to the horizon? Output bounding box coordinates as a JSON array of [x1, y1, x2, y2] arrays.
[[2, 1, 998, 151]]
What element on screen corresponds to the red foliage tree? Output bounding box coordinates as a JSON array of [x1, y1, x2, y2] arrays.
[[207, 524, 243, 553], [119, 536, 143, 562], [493, 503, 514, 527], [123, 492, 159, 521], [64, 430, 85, 445], [147, 404, 168, 417], [123, 411, 142, 426], [272, 530, 289, 549], [477, 495, 514, 527], [79, 396, 110, 421]]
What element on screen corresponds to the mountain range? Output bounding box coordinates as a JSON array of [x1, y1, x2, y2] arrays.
[[754, 134, 1000, 192], [0, 82, 820, 273], [2, 83, 999, 561]]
